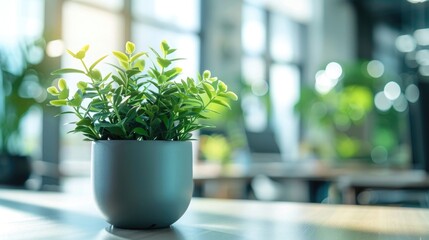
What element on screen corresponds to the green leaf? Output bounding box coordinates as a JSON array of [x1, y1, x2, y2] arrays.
[[167, 48, 176, 54], [118, 71, 128, 85], [49, 99, 68, 106], [103, 72, 112, 81], [202, 82, 214, 98], [106, 63, 126, 74], [133, 127, 148, 136], [89, 55, 108, 71], [224, 91, 238, 101], [164, 67, 182, 80], [100, 84, 112, 94], [119, 95, 131, 106], [51, 68, 85, 75], [209, 77, 218, 83], [47, 86, 59, 96], [126, 68, 140, 79], [183, 98, 204, 106], [186, 77, 195, 87], [126, 41, 135, 54], [112, 75, 124, 85], [169, 57, 185, 62], [58, 88, 69, 100], [58, 79, 68, 91], [212, 99, 231, 109], [83, 92, 98, 98], [89, 99, 105, 110], [149, 47, 161, 58], [89, 69, 102, 81], [204, 82, 215, 92], [95, 122, 117, 128], [158, 75, 168, 84], [69, 96, 83, 107], [157, 57, 171, 68], [76, 118, 92, 126], [76, 49, 86, 59], [77, 81, 88, 91], [163, 87, 179, 95], [190, 87, 198, 94], [160, 40, 170, 55], [136, 116, 148, 125], [73, 125, 93, 135], [55, 111, 75, 116], [93, 111, 111, 119], [130, 51, 148, 62], [198, 114, 210, 119], [66, 49, 77, 58], [181, 133, 192, 140], [203, 70, 211, 79], [112, 51, 129, 62], [135, 59, 145, 71], [119, 60, 129, 69], [217, 80, 228, 92], [81, 44, 90, 52]]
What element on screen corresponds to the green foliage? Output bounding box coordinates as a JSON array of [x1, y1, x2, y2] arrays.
[[47, 40, 238, 141], [200, 134, 232, 165], [0, 41, 44, 155], [295, 61, 406, 163]]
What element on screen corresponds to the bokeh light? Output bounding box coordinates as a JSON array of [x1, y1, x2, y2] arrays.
[[325, 62, 342, 79], [46, 39, 65, 58], [383, 81, 401, 100], [374, 91, 392, 111], [371, 146, 388, 164], [405, 84, 419, 103], [314, 70, 338, 94], [395, 34, 416, 52], [251, 82, 269, 96], [418, 65, 429, 76], [367, 60, 384, 78], [392, 94, 408, 112], [415, 49, 429, 65], [408, 0, 428, 3], [414, 28, 429, 46]]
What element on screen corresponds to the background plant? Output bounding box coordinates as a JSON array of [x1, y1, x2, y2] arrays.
[[295, 61, 407, 165], [47, 41, 238, 141], [0, 41, 44, 155]]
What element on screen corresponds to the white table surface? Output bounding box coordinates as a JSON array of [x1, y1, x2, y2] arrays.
[[1, 178, 429, 240]]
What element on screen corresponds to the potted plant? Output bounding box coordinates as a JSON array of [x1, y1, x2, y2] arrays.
[[47, 40, 238, 229], [0, 43, 43, 186]]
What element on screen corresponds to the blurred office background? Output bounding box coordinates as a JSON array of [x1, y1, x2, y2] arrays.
[[1, 0, 429, 206]]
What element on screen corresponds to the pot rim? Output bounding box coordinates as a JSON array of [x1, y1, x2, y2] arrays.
[[92, 139, 194, 143]]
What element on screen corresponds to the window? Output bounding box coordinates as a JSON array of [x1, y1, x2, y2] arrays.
[[131, 0, 201, 78], [241, 2, 305, 160]]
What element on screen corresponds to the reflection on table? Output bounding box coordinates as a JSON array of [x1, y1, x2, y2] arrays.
[[1, 185, 429, 240]]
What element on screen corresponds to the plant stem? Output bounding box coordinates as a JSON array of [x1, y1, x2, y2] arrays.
[[111, 87, 127, 137], [72, 106, 100, 139], [80, 59, 113, 123]]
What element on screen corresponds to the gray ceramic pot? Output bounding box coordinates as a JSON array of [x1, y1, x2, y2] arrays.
[[92, 140, 193, 229]]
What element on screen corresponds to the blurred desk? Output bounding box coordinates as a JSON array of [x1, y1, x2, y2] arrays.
[[193, 162, 429, 204], [193, 161, 338, 201], [193, 161, 337, 181], [2, 186, 429, 239], [337, 171, 429, 205]]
